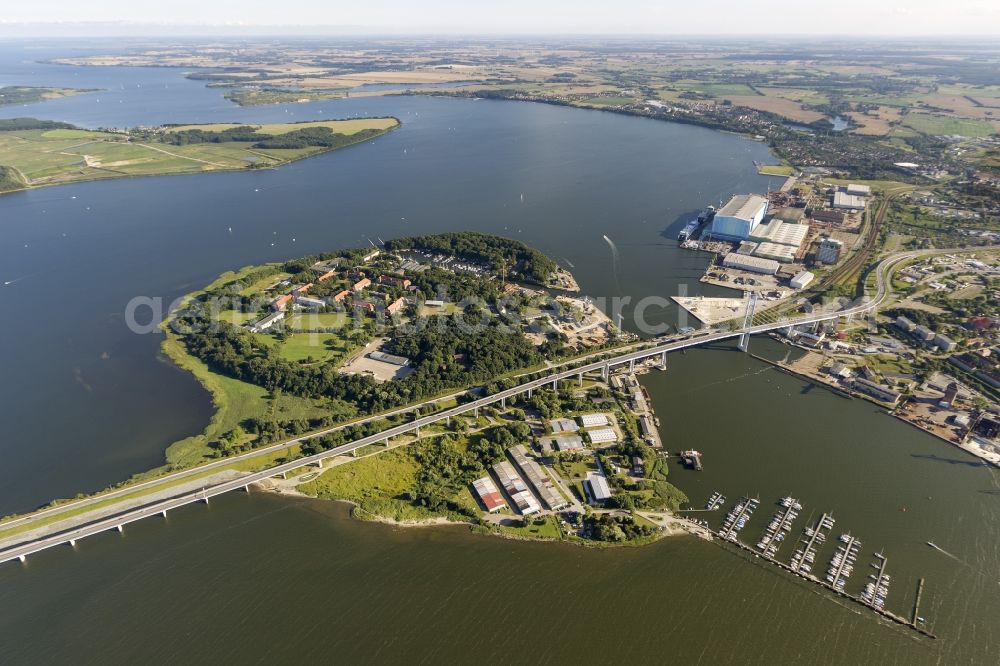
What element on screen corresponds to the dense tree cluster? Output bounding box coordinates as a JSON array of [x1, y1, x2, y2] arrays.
[[0, 117, 75, 131], [161, 125, 387, 150], [385, 231, 557, 283], [175, 307, 541, 418], [405, 424, 526, 516]]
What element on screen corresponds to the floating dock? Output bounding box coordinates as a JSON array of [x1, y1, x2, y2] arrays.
[[756, 496, 800, 557]]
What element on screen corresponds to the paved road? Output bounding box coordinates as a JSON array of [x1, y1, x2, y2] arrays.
[[0, 247, 979, 566]]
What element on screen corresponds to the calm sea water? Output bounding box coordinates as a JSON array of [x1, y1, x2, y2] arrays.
[[1, 41, 995, 664]]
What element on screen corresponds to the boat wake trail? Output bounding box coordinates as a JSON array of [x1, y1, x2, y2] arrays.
[[602, 234, 622, 292]]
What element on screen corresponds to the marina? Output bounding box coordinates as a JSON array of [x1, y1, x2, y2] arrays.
[[705, 492, 937, 639]]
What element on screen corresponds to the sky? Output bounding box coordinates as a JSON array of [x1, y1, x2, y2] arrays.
[[1, 0, 998, 36]]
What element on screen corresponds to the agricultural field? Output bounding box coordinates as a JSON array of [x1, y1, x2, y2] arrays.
[[900, 113, 997, 138]]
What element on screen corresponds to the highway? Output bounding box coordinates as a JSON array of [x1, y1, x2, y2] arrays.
[[0, 247, 981, 566]]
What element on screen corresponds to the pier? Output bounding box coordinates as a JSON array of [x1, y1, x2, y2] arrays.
[[791, 512, 834, 575], [756, 496, 799, 556], [719, 495, 758, 541], [826, 533, 861, 591]]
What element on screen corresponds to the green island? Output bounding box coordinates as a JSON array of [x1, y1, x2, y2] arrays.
[[154, 231, 681, 545], [224, 88, 350, 107], [0, 85, 97, 107], [0, 116, 399, 194]]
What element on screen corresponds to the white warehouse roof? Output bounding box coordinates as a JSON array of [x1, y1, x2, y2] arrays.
[[790, 271, 815, 289], [586, 473, 613, 502], [717, 194, 769, 222], [723, 253, 780, 275], [578, 413, 610, 428], [754, 242, 797, 263], [587, 428, 619, 444], [749, 220, 809, 248]]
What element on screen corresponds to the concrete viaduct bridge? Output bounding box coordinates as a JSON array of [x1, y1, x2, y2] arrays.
[[0, 249, 955, 566]]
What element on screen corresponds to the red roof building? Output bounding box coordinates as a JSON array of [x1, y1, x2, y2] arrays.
[[271, 294, 293, 311], [333, 290, 351, 302], [472, 477, 506, 513], [386, 297, 407, 315], [352, 277, 372, 292], [317, 270, 338, 282]]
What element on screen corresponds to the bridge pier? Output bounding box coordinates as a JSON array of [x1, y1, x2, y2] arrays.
[[199, 496, 209, 505], [160, 510, 167, 518], [415, 424, 420, 437], [629, 359, 635, 373], [385, 437, 390, 447], [552, 379, 558, 390], [661, 351, 667, 370], [446, 415, 450, 427], [18, 554, 25, 563], [500, 397, 506, 409], [527, 388, 532, 399], [578, 372, 583, 387], [68, 539, 76, 547], [116, 524, 123, 533], [602, 362, 609, 380]]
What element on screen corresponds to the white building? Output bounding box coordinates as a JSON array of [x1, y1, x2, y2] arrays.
[[295, 296, 327, 309], [577, 413, 610, 428], [586, 473, 613, 502], [833, 192, 866, 210], [846, 183, 872, 197], [754, 242, 797, 263], [549, 418, 579, 433], [790, 271, 815, 290], [250, 310, 285, 332], [710, 194, 769, 241], [586, 428, 619, 445], [749, 220, 809, 248], [722, 253, 780, 275], [816, 237, 843, 265]]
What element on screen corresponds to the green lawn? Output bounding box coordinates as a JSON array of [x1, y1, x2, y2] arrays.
[[278, 332, 352, 363], [298, 447, 419, 503], [499, 515, 562, 540]]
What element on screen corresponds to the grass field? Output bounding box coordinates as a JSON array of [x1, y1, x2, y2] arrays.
[[278, 332, 353, 363], [0, 117, 399, 193]]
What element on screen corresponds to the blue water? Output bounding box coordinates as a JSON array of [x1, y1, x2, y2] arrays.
[[0, 41, 779, 514]]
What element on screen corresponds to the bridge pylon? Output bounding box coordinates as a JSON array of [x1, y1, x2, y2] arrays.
[[737, 291, 759, 352]]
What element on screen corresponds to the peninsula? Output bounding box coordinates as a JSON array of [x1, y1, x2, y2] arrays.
[[0, 116, 399, 194]]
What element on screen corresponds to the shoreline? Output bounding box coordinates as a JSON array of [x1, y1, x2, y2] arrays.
[[256, 477, 709, 546], [751, 347, 1000, 468]]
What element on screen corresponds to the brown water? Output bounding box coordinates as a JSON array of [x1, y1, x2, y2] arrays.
[[2, 340, 998, 664]]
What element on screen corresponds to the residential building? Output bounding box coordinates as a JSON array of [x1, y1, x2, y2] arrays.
[[250, 310, 285, 332], [333, 290, 351, 302], [271, 294, 293, 311], [895, 316, 916, 332], [352, 277, 372, 292], [934, 333, 957, 352], [294, 296, 326, 309], [386, 297, 407, 315], [913, 325, 935, 342]]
